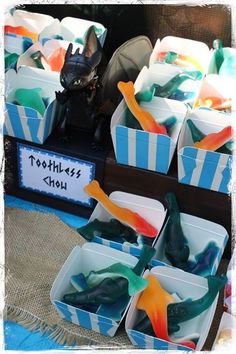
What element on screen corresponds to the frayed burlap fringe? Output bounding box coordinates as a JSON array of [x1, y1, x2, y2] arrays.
[[5, 304, 97, 347]]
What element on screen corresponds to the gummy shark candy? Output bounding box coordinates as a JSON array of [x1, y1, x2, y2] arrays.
[[125, 89, 177, 132], [187, 119, 232, 154], [118, 81, 168, 135], [70, 245, 155, 296], [84, 180, 158, 238], [194, 126, 234, 151], [63, 277, 129, 305], [96, 293, 130, 321], [14, 87, 46, 116], [82, 263, 148, 296], [31, 51, 46, 69], [157, 51, 204, 72], [65, 245, 155, 319], [167, 274, 227, 330], [134, 274, 226, 347], [164, 193, 190, 271], [94, 245, 155, 321], [45, 47, 67, 72], [154, 71, 202, 98], [187, 241, 220, 276], [136, 274, 196, 349], [213, 39, 224, 73], [5, 50, 19, 70], [77, 218, 137, 243]]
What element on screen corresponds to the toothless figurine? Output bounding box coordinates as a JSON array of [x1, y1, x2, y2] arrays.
[[55, 26, 109, 149]]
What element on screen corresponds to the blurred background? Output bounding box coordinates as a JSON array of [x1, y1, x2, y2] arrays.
[[22, 4, 232, 60]]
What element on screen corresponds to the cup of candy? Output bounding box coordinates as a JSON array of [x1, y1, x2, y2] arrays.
[[150, 193, 229, 276], [178, 108, 234, 193], [125, 265, 226, 350], [50, 242, 154, 337], [111, 74, 188, 174], [149, 36, 210, 75], [77, 180, 167, 257], [5, 9, 55, 43], [4, 66, 63, 143]]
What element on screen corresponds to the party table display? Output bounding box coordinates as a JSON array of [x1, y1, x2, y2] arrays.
[[4, 8, 234, 350]]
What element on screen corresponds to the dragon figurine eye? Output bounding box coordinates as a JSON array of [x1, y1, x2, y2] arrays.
[[73, 79, 81, 86]]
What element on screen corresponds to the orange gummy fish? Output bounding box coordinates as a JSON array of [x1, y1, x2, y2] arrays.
[[5, 25, 38, 42], [157, 51, 204, 72], [117, 81, 168, 135], [84, 180, 158, 238], [194, 126, 234, 151], [45, 47, 67, 72], [195, 97, 232, 111], [136, 275, 196, 349]]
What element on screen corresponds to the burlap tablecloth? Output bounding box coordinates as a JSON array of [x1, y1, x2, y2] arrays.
[[4, 206, 228, 350], [4, 207, 132, 348]]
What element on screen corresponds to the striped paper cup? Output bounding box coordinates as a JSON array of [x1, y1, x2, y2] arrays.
[[111, 92, 188, 174], [125, 266, 219, 351], [177, 108, 234, 194], [50, 243, 140, 337], [4, 66, 63, 144]]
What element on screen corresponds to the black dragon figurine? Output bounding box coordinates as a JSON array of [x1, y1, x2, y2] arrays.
[[55, 26, 109, 149]]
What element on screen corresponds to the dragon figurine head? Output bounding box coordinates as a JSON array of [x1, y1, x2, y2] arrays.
[[60, 26, 103, 91]]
